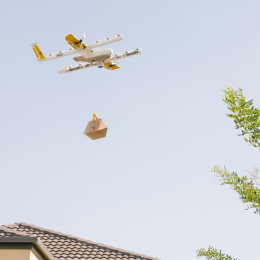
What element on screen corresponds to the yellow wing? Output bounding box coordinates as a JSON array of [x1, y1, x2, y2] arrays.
[[65, 34, 87, 49], [104, 62, 120, 70]]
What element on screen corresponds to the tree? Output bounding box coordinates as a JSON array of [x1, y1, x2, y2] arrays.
[[196, 246, 238, 260], [222, 86, 260, 147], [196, 87, 260, 260]]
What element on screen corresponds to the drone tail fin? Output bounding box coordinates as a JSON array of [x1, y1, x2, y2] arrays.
[[58, 64, 72, 75], [31, 42, 46, 61]]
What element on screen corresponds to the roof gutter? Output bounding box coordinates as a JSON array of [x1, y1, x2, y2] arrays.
[[0, 237, 55, 260]]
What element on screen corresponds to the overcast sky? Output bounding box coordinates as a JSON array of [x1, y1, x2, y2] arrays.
[[1, 1, 260, 259]]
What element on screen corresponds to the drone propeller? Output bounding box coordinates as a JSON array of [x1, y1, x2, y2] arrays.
[[104, 37, 110, 41], [75, 33, 85, 45], [93, 40, 99, 44], [115, 34, 121, 38]]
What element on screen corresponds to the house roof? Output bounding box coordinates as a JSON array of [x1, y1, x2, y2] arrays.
[[0, 223, 160, 260]]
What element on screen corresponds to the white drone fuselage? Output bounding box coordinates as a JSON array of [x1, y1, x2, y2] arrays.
[[77, 48, 113, 68], [83, 48, 112, 62]]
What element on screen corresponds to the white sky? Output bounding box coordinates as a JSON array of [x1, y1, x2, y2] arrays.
[[1, 1, 260, 259]]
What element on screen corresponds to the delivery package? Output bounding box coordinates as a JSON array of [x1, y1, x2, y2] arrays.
[[83, 115, 108, 140]]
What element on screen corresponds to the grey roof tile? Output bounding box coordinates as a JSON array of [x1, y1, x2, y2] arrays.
[[0, 223, 160, 260]]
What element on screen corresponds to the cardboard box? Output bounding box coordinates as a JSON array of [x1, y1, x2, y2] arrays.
[[83, 119, 108, 140]]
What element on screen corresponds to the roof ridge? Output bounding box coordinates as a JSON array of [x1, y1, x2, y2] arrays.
[[0, 225, 36, 238], [15, 222, 161, 260]]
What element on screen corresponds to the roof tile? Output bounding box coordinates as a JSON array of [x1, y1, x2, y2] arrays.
[[0, 223, 160, 260]]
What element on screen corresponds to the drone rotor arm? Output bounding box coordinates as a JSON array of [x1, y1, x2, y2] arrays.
[[86, 36, 123, 50]]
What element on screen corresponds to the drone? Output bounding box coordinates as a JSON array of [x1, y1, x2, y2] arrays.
[[31, 33, 142, 75]]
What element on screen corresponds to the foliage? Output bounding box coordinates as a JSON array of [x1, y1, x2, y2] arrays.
[[212, 166, 260, 214], [197, 87, 260, 259], [196, 246, 239, 260], [246, 166, 260, 188], [222, 86, 260, 147]]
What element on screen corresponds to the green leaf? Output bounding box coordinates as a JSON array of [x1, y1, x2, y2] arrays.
[[196, 246, 239, 260], [223, 86, 260, 147]]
